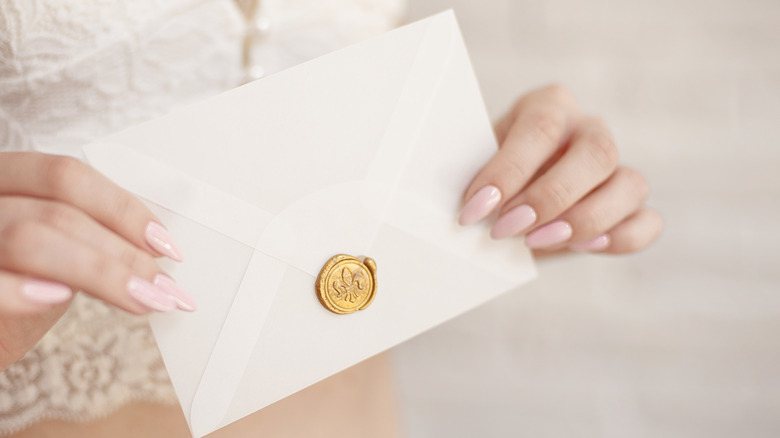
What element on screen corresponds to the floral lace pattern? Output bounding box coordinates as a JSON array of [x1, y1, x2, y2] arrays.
[[0, 295, 177, 435], [0, 1, 246, 433], [0, 0, 404, 434], [0, 0, 247, 158]]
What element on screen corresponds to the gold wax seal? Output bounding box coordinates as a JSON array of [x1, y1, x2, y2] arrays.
[[316, 254, 377, 315]]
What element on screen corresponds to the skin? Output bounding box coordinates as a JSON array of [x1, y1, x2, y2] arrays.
[[1, 84, 662, 436], [468, 85, 663, 253], [0, 153, 172, 369]]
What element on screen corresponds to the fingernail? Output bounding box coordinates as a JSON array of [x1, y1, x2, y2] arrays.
[[127, 276, 177, 312], [458, 185, 502, 226], [22, 280, 73, 304], [153, 274, 197, 312], [525, 220, 573, 248], [491, 205, 537, 239], [570, 234, 611, 252], [145, 222, 183, 262]]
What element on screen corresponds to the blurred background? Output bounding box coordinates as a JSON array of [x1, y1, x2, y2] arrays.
[[392, 0, 780, 436]]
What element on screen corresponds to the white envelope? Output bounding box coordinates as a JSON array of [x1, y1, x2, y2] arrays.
[[83, 11, 536, 438]]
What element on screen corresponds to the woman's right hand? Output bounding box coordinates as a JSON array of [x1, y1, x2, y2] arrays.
[[0, 152, 196, 369]]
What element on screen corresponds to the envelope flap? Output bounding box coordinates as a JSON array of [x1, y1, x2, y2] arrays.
[[255, 13, 457, 277], [85, 13, 456, 277], [83, 11, 535, 438], [187, 12, 462, 435], [84, 142, 275, 247]]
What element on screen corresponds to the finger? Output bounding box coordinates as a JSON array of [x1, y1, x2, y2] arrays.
[[0, 196, 159, 273], [493, 103, 519, 146], [0, 221, 177, 314], [0, 198, 197, 312], [0, 153, 182, 261], [0, 272, 72, 316], [490, 116, 619, 239], [0, 274, 72, 368], [523, 166, 649, 249], [460, 85, 579, 225], [598, 207, 664, 254]]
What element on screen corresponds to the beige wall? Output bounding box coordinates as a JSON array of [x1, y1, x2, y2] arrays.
[[393, 0, 780, 436]]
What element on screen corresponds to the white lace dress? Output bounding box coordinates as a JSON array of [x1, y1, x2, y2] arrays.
[[0, 0, 404, 434]]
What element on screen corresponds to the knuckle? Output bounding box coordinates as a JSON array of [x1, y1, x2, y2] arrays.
[[622, 168, 650, 200], [0, 221, 41, 267], [535, 180, 573, 213], [543, 83, 575, 104], [499, 148, 530, 180], [118, 248, 158, 278], [585, 115, 608, 129], [584, 132, 619, 174], [107, 193, 136, 223], [578, 208, 609, 236], [117, 247, 142, 271], [38, 203, 78, 230], [45, 156, 86, 197], [528, 112, 565, 146], [87, 253, 117, 284]]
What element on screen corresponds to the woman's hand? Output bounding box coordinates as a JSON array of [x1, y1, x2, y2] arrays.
[[0, 153, 195, 369], [459, 85, 662, 254]]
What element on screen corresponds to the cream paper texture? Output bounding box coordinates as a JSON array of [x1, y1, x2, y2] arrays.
[[83, 11, 537, 437]]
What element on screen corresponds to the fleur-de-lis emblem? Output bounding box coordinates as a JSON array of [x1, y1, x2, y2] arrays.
[[316, 254, 377, 315], [332, 267, 366, 303]]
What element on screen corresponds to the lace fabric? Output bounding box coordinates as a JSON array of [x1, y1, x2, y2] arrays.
[[0, 0, 404, 434], [0, 295, 177, 435], [0, 0, 248, 158]]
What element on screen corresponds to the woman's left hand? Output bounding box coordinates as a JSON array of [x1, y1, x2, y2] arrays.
[[458, 84, 663, 254]]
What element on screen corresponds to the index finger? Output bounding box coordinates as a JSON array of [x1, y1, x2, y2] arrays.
[[459, 85, 579, 226], [0, 153, 182, 261]]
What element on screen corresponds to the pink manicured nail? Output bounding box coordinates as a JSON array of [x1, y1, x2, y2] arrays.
[[458, 185, 502, 226], [127, 276, 177, 312], [491, 205, 537, 239], [145, 222, 183, 262], [22, 280, 73, 304], [570, 234, 611, 252], [525, 220, 573, 248], [154, 274, 197, 312]]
